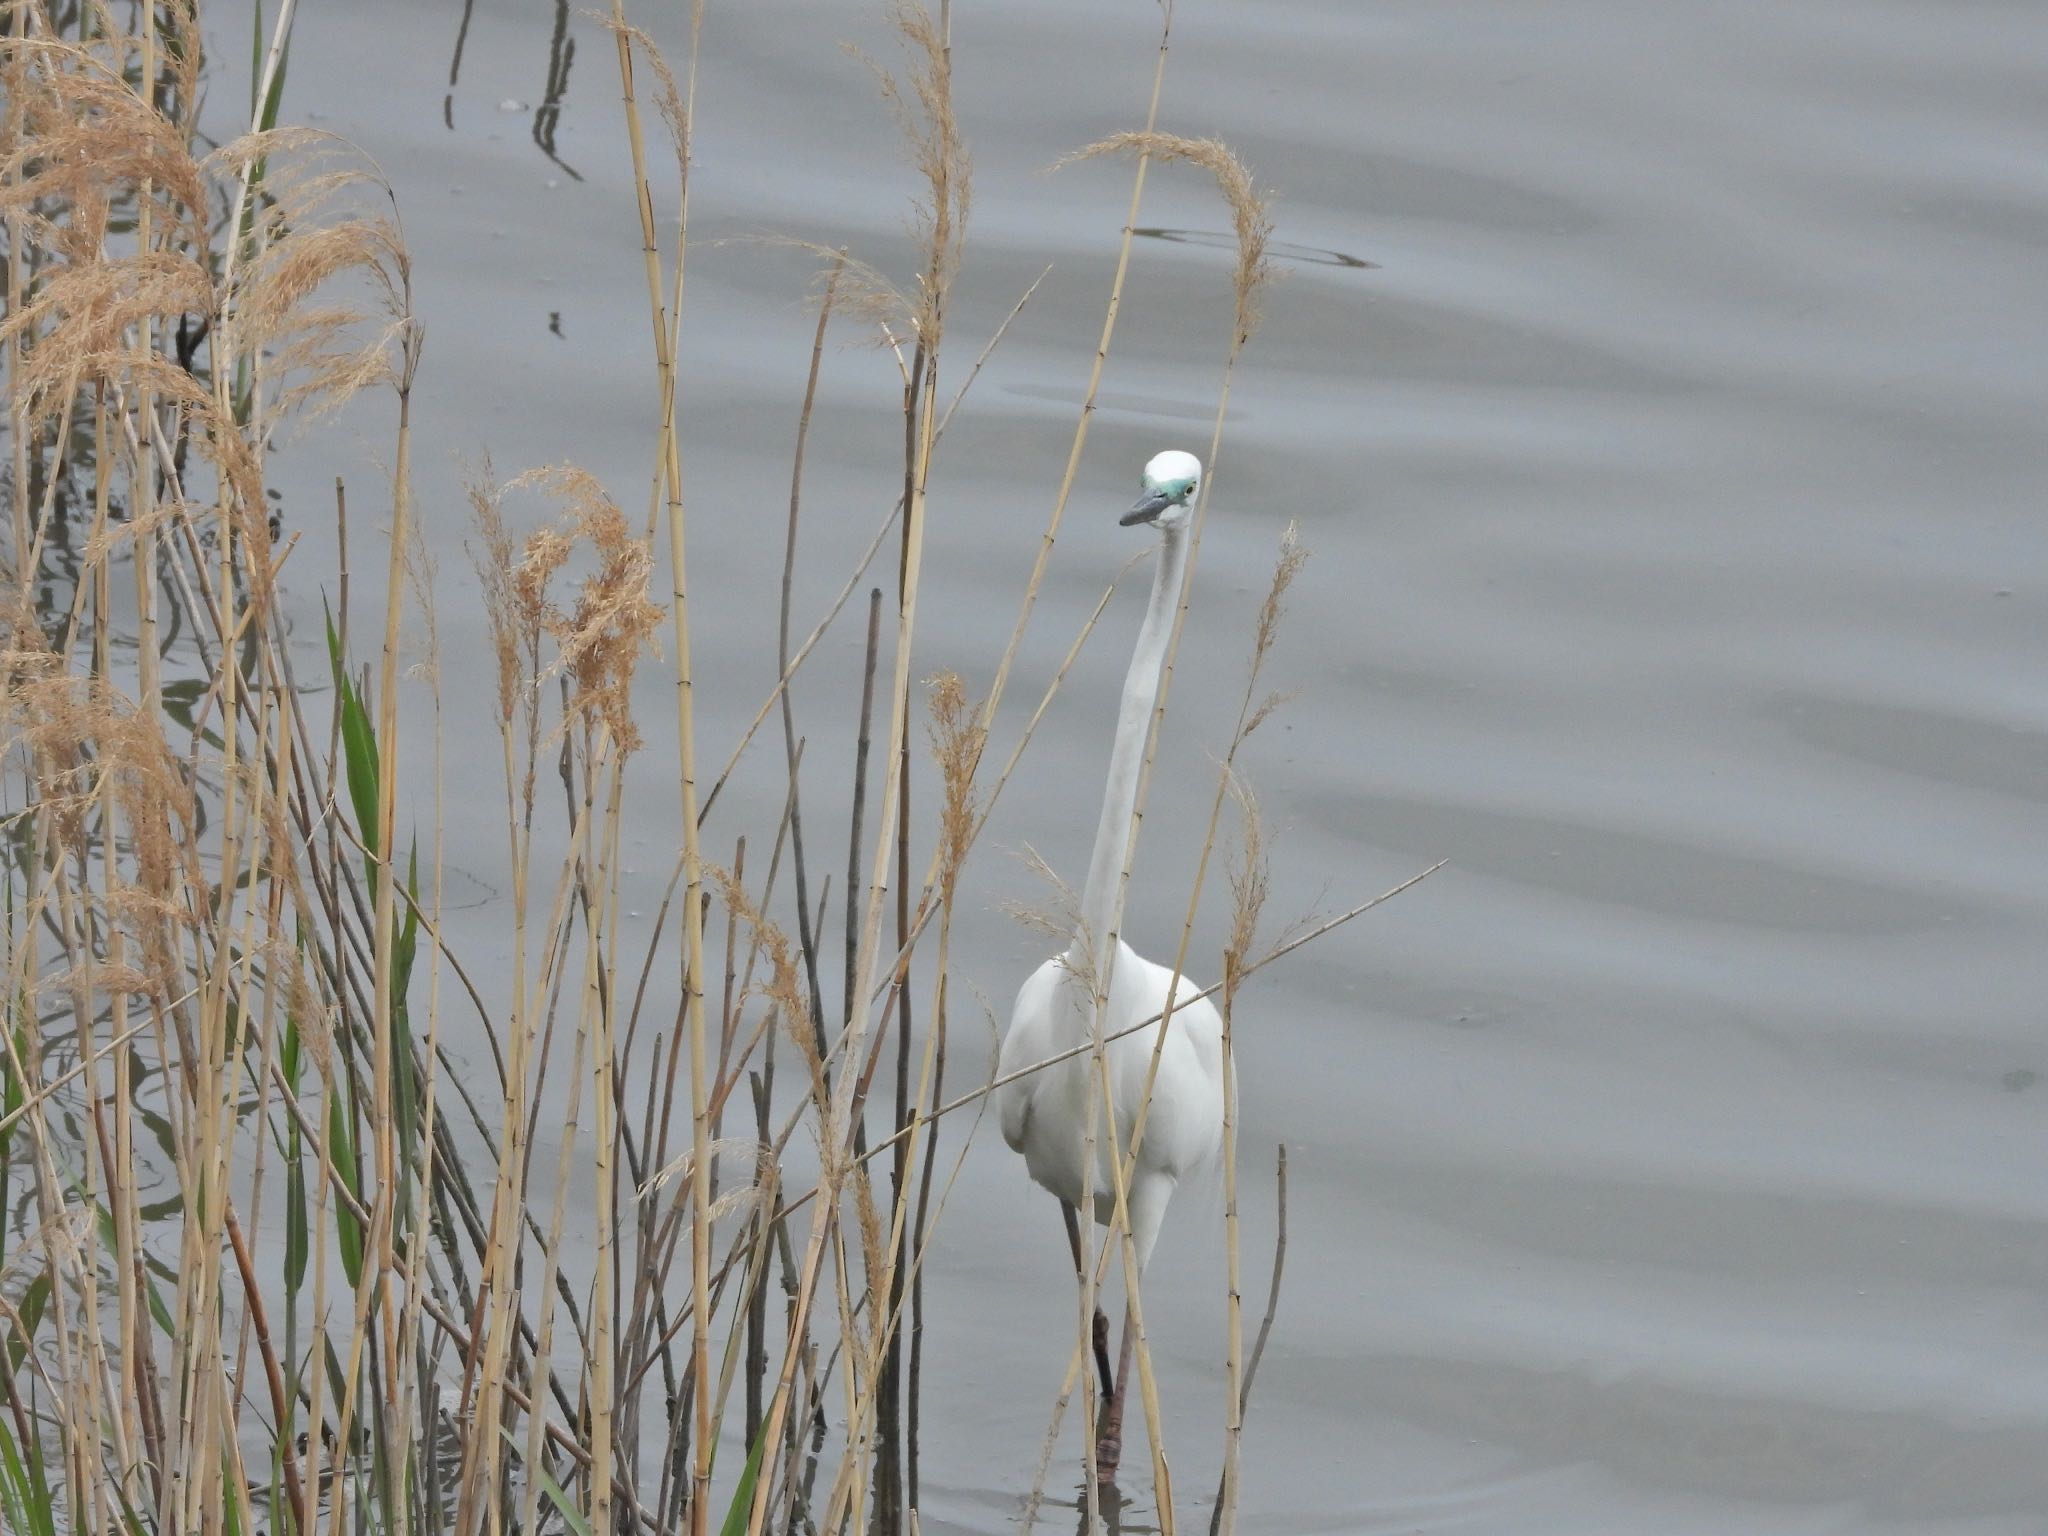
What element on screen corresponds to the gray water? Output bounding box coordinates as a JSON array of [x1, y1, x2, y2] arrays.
[[216, 0, 2048, 1530]]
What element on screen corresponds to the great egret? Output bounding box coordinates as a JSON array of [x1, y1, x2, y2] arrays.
[[998, 449, 1226, 1482]]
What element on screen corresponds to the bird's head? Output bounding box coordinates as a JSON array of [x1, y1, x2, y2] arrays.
[[1120, 449, 1202, 531]]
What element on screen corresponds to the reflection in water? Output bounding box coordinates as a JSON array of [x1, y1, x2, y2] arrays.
[[440, 0, 580, 183], [1073, 1479, 1142, 1536], [1132, 227, 1376, 269], [442, 0, 476, 130], [532, 0, 583, 182], [999, 382, 1235, 422]]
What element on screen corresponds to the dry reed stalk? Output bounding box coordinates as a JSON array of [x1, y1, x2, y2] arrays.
[[119, 34, 161, 1496], [1213, 773, 1266, 1533], [820, 676, 980, 1532], [1, 11, 451, 1532], [902, 670, 980, 1505], [521, 901, 597, 1533], [830, 12, 1177, 1516], [605, 11, 721, 1530], [868, 8, 976, 1505], [746, 6, 969, 1529], [541, 472, 666, 1523], [389, 521, 451, 1536], [329, 185, 419, 1536], [696, 33, 1179, 1515], [973, 1, 1176, 755], [586, 747, 620, 1534], [188, 27, 259, 1521], [453, 465, 544, 1536], [79, 382, 135, 1536], [1028, 125, 1273, 1525], [6, 0, 27, 566]]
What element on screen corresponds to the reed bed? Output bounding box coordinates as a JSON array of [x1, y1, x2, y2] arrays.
[[0, 3, 1432, 1533]]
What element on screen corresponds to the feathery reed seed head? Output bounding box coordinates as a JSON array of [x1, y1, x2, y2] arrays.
[[1062, 131, 1275, 344]]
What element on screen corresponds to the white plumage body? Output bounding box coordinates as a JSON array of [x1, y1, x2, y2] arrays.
[[999, 943, 1225, 1267]]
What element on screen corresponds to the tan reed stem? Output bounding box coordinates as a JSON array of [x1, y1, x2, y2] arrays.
[[609, 8, 714, 1530]]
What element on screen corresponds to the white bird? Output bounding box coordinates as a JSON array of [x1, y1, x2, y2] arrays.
[[998, 449, 1226, 1482]]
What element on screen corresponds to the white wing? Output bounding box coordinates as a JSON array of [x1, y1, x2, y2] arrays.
[[998, 956, 1067, 1154]]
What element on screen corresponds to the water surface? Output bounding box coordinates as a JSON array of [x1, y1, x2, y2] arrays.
[[211, 0, 2048, 1530]]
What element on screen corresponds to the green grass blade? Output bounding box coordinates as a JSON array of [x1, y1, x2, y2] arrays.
[[327, 1084, 364, 1289], [502, 1428, 594, 1536], [258, 43, 291, 136], [85, 1194, 175, 1336], [324, 608, 381, 862], [0, 1270, 48, 1392], [283, 1015, 308, 1295], [0, 1418, 34, 1536], [0, 1410, 57, 1536], [222, 1456, 244, 1536], [718, 1423, 772, 1536]]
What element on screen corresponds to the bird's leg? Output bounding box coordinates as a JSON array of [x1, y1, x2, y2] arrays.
[[1094, 1303, 1137, 1483], [1093, 1311, 1114, 1404], [1062, 1198, 1086, 1272], [1062, 1200, 1116, 1399]]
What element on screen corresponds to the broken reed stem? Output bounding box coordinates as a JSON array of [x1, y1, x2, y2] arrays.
[[849, 587, 884, 1041], [699, 494, 900, 828], [1209, 1143, 1287, 1536], [782, 254, 844, 1048], [1245, 1144, 1289, 1407]]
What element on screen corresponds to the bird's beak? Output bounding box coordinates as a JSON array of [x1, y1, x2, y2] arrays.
[[1120, 491, 1172, 527]]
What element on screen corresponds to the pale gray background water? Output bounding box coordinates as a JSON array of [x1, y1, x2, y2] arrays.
[[208, 1, 2048, 1530]]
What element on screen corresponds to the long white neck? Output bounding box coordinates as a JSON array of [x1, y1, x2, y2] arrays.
[[1073, 520, 1189, 981]]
